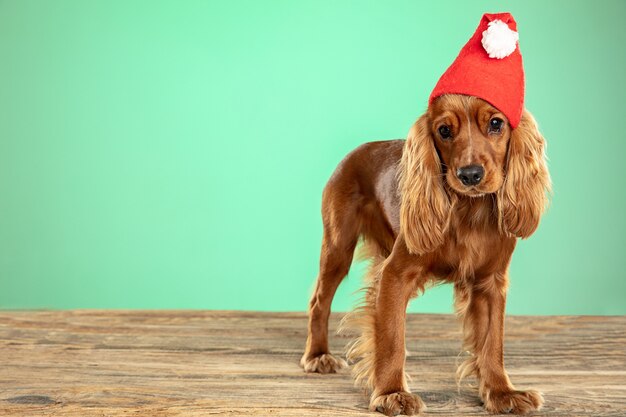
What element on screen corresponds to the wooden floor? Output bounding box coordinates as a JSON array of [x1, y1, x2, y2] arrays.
[[0, 311, 624, 416]]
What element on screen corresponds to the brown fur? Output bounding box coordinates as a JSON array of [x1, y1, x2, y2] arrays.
[[301, 95, 551, 415]]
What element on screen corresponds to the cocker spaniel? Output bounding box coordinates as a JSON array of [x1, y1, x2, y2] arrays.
[[301, 12, 551, 416], [301, 94, 550, 415]]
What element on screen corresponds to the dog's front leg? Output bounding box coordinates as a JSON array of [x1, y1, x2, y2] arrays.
[[369, 245, 426, 416], [462, 272, 544, 414]]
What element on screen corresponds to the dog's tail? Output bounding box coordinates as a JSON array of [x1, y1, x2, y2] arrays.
[[338, 240, 385, 392]]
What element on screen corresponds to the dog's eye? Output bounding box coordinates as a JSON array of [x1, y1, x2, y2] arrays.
[[489, 118, 503, 133], [438, 125, 452, 139]]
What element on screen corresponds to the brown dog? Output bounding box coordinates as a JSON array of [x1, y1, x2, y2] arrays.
[[301, 94, 550, 415]]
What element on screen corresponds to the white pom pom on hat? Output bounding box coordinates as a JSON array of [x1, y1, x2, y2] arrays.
[[481, 19, 519, 59]]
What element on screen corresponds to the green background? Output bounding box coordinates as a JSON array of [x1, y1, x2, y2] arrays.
[[1, 1, 625, 315]]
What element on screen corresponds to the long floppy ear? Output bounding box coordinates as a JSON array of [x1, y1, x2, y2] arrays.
[[498, 110, 552, 238], [399, 114, 452, 255]]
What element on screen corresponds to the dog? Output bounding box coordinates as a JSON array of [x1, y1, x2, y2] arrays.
[[300, 93, 551, 415]]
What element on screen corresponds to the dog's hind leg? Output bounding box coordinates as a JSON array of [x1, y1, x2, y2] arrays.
[[301, 183, 361, 373]]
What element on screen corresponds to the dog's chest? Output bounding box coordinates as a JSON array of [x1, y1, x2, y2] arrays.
[[433, 203, 514, 279]]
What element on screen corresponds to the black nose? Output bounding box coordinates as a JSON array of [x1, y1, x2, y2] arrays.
[[457, 165, 484, 186]]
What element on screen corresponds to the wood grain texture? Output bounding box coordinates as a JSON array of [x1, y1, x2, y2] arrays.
[[0, 311, 624, 416]]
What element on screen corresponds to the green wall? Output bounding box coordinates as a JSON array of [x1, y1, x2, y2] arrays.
[[1, 1, 625, 314]]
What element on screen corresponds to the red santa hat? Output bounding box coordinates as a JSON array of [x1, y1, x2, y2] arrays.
[[429, 13, 525, 128]]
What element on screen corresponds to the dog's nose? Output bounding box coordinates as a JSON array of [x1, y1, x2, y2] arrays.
[[457, 165, 484, 186]]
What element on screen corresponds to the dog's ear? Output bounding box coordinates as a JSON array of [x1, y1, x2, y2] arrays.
[[399, 114, 452, 255], [498, 110, 551, 238]]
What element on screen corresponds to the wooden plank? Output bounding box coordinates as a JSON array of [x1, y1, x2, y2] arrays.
[[0, 311, 624, 416]]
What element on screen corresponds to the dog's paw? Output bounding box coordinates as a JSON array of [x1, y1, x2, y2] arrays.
[[300, 353, 347, 374], [370, 391, 425, 416], [483, 389, 544, 414]]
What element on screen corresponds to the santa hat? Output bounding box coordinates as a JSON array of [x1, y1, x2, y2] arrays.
[[429, 13, 525, 128]]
